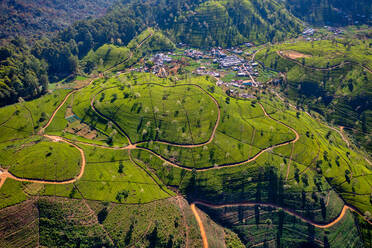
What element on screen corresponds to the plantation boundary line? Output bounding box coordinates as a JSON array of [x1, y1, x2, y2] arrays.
[[0, 30, 155, 189], [0, 135, 86, 185], [177, 196, 190, 248], [193, 200, 372, 228], [2, 29, 370, 244], [91, 82, 221, 148]]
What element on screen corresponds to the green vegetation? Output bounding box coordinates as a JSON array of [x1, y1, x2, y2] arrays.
[[82, 44, 130, 73], [0, 0, 371, 246], [72, 145, 173, 204], [174, 0, 302, 47], [0, 0, 116, 43], [0, 0, 303, 108], [256, 38, 372, 152], [98, 198, 202, 247], [38, 198, 112, 247], [225, 229, 245, 248], [0, 180, 28, 209], [8, 139, 81, 181], [94, 83, 217, 144], [0, 44, 371, 247], [203, 203, 364, 247], [0, 39, 49, 106], [282, 0, 371, 26]]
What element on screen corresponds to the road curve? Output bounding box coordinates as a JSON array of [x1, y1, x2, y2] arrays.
[[132, 101, 299, 172], [0, 135, 86, 186], [193, 200, 371, 229], [0, 33, 156, 189], [39, 90, 77, 135]]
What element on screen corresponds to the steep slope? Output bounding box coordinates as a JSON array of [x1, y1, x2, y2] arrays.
[[0, 0, 116, 44], [256, 39, 372, 152], [283, 0, 371, 26], [171, 0, 302, 47], [81, 28, 175, 73], [0, 0, 303, 106]]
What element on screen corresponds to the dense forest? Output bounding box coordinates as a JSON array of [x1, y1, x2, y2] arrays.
[[283, 0, 371, 26], [0, 0, 116, 44], [0, 0, 303, 107]]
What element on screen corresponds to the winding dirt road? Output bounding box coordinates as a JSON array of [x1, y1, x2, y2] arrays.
[[38, 90, 77, 135], [0, 32, 155, 189], [127, 101, 299, 172], [193, 200, 371, 228], [191, 203, 209, 248], [0, 135, 86, 186], [1, 30, 370, 247]]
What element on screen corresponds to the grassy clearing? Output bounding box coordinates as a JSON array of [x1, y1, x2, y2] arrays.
[[69, 78, 130, 146], [0, 89, 70, 142]]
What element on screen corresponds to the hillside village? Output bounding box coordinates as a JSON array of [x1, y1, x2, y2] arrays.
[[133, 44, 268, 99], [130, 24, 358, 101]]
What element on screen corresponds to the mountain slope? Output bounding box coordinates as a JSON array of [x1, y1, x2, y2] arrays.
[[169, 0, 303, 47], [0, 0, 303, 106], [256, 39, 372, 152], [283, 0, 371, 26], [0, 0, 116, 44]]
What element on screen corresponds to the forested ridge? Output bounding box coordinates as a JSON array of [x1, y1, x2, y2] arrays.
[[0, 0, 303, 107], [283, 0, 371, 26], [0, 0, 116, 44]]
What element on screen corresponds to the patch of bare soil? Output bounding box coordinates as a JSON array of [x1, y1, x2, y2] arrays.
[[65, 120, 98, 140], [281, 50, 312, 59], [169, 63, 181, 76]]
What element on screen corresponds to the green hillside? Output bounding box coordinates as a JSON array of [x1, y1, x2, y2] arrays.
[[0, 0, 116, 44], [256, 39, 372, 152], [0, 0, 371, 247], [0, 0, 303, 107], [172, 0, 302, 47], [82, 44, 131, 73], [1, 68, 371, 246], [81, 28, 175, 74], [283, 0, 371, 26]]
